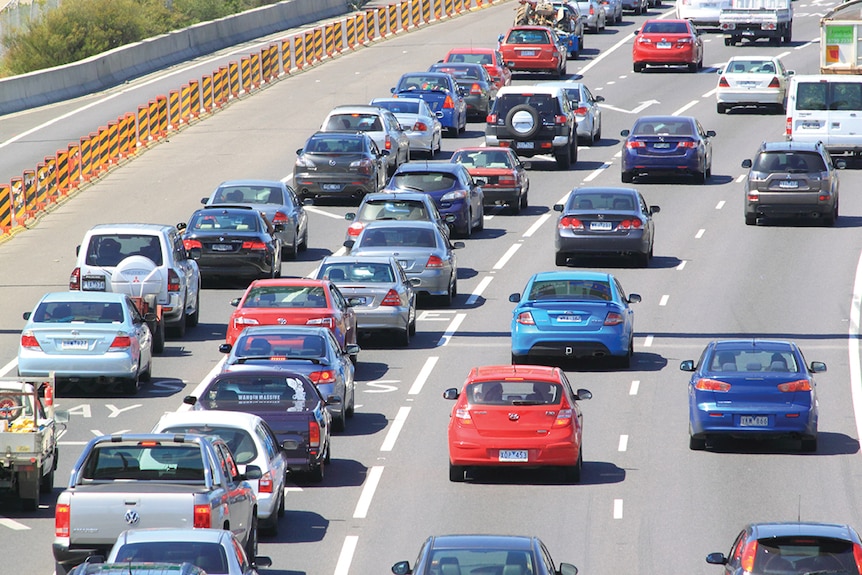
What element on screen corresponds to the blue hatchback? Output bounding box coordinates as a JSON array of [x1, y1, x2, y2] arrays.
[[680, 339, 824, 452], [620, 115, 715, 184], [391, 71, 468, 136], [509, 271, 640, 367]]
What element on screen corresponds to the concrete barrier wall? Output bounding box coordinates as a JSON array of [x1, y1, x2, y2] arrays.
[[0, 0, 348, 116]]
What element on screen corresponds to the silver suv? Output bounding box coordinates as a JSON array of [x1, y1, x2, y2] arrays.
[[742, 141, 844, 226], [70, 223, 202, 339]]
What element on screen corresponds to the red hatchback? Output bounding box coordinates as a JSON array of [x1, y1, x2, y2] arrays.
[[498, 26, 566, 78], [632, 19, 703, 73], [449, 147, 530, 214], [443, 364, 591, 483], [442, 47, 512, 90], [226, 279, 358, 361]]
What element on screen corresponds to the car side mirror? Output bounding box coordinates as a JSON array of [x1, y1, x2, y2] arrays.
[[680, 360, 696, 372], [706, 553, 728, 565], [200, 197, 208, 205], [54, 410, 70, 424], [474, 178, 486, 186], [22, 311, 31, 320], [230, 298, 241, 307], [75, 245, 81, 256], [296, 148, 304, 155], [509, 293, 521, 303], [787, 70, 795, 76], [273, 223, 285, 232], [243, 465, 262, 480], [409, 277, 421, 286], [706, 130, 716, 137], [254, 556, 273, 569], [452, 241, 466, 249], [444, 214, 456, 223], [595, 95, 605, 103], [345, 213, 356, 221], [620, 129, 631, 136], [553, 204, 564, 212], [575, 388, 592, 400], [176, 222, 187, 231], [649, 205, 660, 215], [347, 297, 364, 307], [343, 240, 356, 249], [627, 294, 641, 304], [219, 343, 232, 354], [183, 395, 198, 405], [392, 561, 413, 575], [345, 343, 361, 356], [560, 563, 579, 575], [810, 361, 827, 373], [741, 159, 752, 168], [835, 159, 847, 169], [303, 198, 315, 206], [390, 87, 396, 94], [443, 388, 459, 400], [326, 394, 343, 406], [143, 312, 157, 323]]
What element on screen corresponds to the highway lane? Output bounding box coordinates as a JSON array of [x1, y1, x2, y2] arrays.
[[2, 1, 862, 575]]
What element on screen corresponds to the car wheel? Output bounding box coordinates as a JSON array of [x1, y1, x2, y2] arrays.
[[579, 36, 585, 50], [511, 196, 522, 215], [152, 318, 165, 354], [689, 435, 707, 451], [696, 169, 707, 184], [169, 305, 186, 338], [717, 103, 728, 114], [618, 339, 634, 368], [592, 121, 601, 144], [309, 461, 325, 483], [408, 310, 417, 336], [440, 280, 453, 307], [633, 62, 644, 73], [570, 137, 578, 163], [449, 463, 466, 482], [520, 190, 528, 210], [555, 143, 572, 170], [621, 171, 634, 183], [555, 251, 568, 266], [122, 375, 139, 396], [775, 102, 786, 115], [40, 463, 55, 494], [261, 502, 280, 536], [282, 238, 298, 260], [20, 486, 38, 511], [745, 213, 757, 226], [333, 404, 346, 432], [724, 37, 733, 46], [277, 489, 285, 517], [245, 514, 258, 560], [801, 436, 818, 453], [824, 209, 836, 227], [563, 450, 582, 483], [397, 326, 410, 347], [186, 289, 200, 327], [476, 210, 484, 231], [461, 212, 472, 238]]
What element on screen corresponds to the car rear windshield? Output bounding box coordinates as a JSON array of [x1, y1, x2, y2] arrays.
[[235, 333, 326, 360], [467, 380, 563, 405], [325, 113, 383, 131], [319, 262, 396, 283], [391, 172, 458, 192], [751, 536, 859, 575], [397, 75, 450, 92], [431, 64, 482, 80], [752, 151, 827, 172], [494, 94, 559, 117], [447, 52, 492, 65], [32, 301, 125, 323], [189, 211, 261, 232], [241, 286, 327, 308], [641, 21, 689, 34], [85, 234, 163, 267], [506, 29, 551, 44], [203, 375, 318, 412], [357, 199, 429, 221], [726, 60, 777, 74], [707, 349, 799, 373], [428, 550, 536, 575], [212, 185, 283, 205], [112, 542, 228, 575], [357, 227, 437, 249], [452, 150, 514, 169], [568, 193, 635, 211], [632, 120, 693, 136], [81, 443, 205, 481], [528, 279, 611, 301], [796, 81, 862, 111], [160, 425, 258, 465], [374, 100, 421, 114]]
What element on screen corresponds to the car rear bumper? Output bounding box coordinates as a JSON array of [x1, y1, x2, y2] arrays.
[[717, 90, 784, 105], [449, 439, 579, 467], [691, 408, 817, 438], [483, 186, 522, 205], [354, 307, 411, 331], [294, 175, 378, 199], [622, 150, 701, 173], [634, 47, 697, 66], [512, 329, 629, 358], [556, 231, 649, 256], [197, 255, 274, 278], [407, 269, 450, 296], [18, 353, 138, 380], [746, 201, 834, 219]]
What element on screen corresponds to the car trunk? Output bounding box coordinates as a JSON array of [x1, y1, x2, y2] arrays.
[[468, 404, 562, 438], [522, 301, 612, 334], [32, 327, 120, 355]]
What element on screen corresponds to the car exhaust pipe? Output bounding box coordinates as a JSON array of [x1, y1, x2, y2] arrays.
[[593, 351, 606, 358]]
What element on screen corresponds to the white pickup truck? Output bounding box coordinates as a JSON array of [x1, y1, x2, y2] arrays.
[[720, 0, 793, 46]]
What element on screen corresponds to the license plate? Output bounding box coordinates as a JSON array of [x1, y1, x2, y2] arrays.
[[590, 221, 613, 231], [801, 121, 820, 129], [499, 450, 528, 462], [740, 415, 769, 427], [352, 297, 367, 305], [738, 81, 756, 87], [657, 42, 672, 49], [61, 340, 88, 350], [519, 50, 536, 56], [211, 244, 233, 251], [557, 315, 582, 322], [778, 180, 799, 189], [82, 276, 106, 291], [516, 141, 534, 150], [653, 142, 671, 149], [322, 184, 343, 191]]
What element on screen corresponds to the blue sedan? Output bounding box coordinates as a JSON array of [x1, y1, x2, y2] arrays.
[[509, 271, 640, 367], [620, 115, 715, 184], [390, 71, 468, 136], [681, 339, 824, 452]]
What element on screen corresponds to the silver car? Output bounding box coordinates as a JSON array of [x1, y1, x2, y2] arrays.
[[201, 179, 308, 259], [107, 527, 271, 575], [597, 0, 623, 23], [320, 104, 410, 174], [315, 255, 417, 346], [344, 220, 464, 306], [576, 0, 607, 32], [535, 80, 604, 144], [369, 97, 442, 159], [343, 191, 453, 243], [18, 291, 153, 395]]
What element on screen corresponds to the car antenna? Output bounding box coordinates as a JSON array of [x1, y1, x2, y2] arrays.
[[797, 494, 801, 523]]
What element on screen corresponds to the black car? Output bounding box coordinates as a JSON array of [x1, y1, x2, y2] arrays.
[[179, 206, 280, 281], [392, 534, 579, 575], [706, 522, 862, 575], [293, 131, 390, 204], [183, 369, 337, 482], [428, 62, 498, 119]]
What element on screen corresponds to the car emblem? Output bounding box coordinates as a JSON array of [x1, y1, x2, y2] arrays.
[[219, 236, 225, 242], [786, 174, 792, 179], [277, 318, 287, 325], [124, 510, 140, 525], [508, 413, 520, 421], [329, 159, 337, 166], [597, 214, 605, 219], [70, 330, 79, 335]]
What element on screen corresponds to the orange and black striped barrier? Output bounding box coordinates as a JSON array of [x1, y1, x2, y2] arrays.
[[0, 184, 11, 233], [229, 61, 241, 96], [202, 75, 214, 111], [22, 170, 36, 222], [56, 149, 70, 196], [96, 126, 110, 173], [137, 106, 151, 146], [80, 135, 93, 181], [45, 156, 58, 204], [108, 121, 119, 163], [189, 80, 200, 117], [303, 30, 315, 67], [347, 16, 357, 49], [251, 52, 262, 89], [155, 96, 168, 137], [261, 47, 273, 82], [121, 113, 136, 157], [35, 162, 48, 211], [387, 5, 398, 34], [67, 143, 81, 188], [240, 57, 252, 92], [168, 90, 180, 129], [280, 39, 292, 74], [312, 28, 324, 61], [9, 177, 22, 226]]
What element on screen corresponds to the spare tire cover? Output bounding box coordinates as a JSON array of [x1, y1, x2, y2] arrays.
[[110, 256, 162, 297], [505, 104, 541, 140]]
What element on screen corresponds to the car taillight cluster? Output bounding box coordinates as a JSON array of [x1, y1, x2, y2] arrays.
[[486, 113, 498, 123], [69, 268, 81, 290], [575, 106, 588, 116], [234, 317, 260, 327], [589, 5, 595, 14], [272, 211, 288, 224], [193, 504, 211, 528], [20, 332, 40, 350], [617, 219, 643, 230], [454, 407, 472, 424], [554, 114, 568, 125], [443, 95, 455, 109], [241, 241, 267, 251], [497, 176, 517, 187], [347, 222, 365, 237], [308, 420, 321, 449], [516, 311, 535, 325], [637, 36, 652, 44], [777, 380, 812, 392], [384, 135, 393, 150], [167, 269, 181, 293], [695, 378, 731, 392], [258, 471, 273, 493], [852, 543, 862, 574], [381, 289, 401, 306], [183, 239, 202, 250], [559, 216, 584, 230], [470, 83, 482, 94], [307, 317, 335, 328], [110, 335, 132, 349], [55, 504, 70, 537], [350, 158, 374, 175], [677, 141, 697, 148], [553, 407, 573, 427], [603, 312, 623, 326], [309, 370, 337, 384], [426, 255, 444, 268], [412, 121, 429, 132], [768, 76, 781, 88], [740, 540, 758, 572], [718, 77, 730, 88], [626, 141, 646, 149]]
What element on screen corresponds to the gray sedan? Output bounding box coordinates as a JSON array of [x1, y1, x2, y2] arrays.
[[201, 179, 309, 259], [344, 220, 464, 306], [315, 255, 417, 346], [370, 97, 442, 159]]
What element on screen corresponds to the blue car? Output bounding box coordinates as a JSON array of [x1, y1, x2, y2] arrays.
[[620, 115, 715, 184], [383, 161, 484, 238], [390, 71, 468, 136], [509, 271, 640, 367], [681, 339, 824, 452]]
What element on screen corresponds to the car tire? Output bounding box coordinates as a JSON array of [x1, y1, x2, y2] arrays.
[[441, 281, 453, 307], [592, 121, 601, 144], [449, 463, 466, 482], [689, 435, 707, 450], [504, 104, 541, 140], [261, 500, 280, 536], [169, 305, 186, 339], [724, 37, 733, 46], [717, 103, 728, 114], [563, 450, 582, 483], [152, 318, 165, 354], [696, 169, 707, 184], [618, 340, 634, 368], [801, 436, 818, 452], [309, 461, 325, 483], [186, 289, 200, 328], [745, 214, 757, 226], [397, 326, 410, 348], [555, 143, 572, 170], [688, 62, 698, 73], [555, 251, 568, 266], [40, 463, 55, 495], [521, 190, 528, 210], [633, 62, 644, 73], [20, 488, 38, 511], [245, 514, 258, 560], [299, 227, 309, 252], [775, 103, 786, 115], [408, 311, 417, 336], [476, 210, 484, 231], [461, 212, 472, 238], [579, 36, 585, 51], [333, 405, 346, 432], [55, 564, 70, 575], [122, 375, 139, 396], [621, 171, 633, 183]]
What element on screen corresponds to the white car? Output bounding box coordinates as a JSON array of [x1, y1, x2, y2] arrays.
[[716, 55, 794, 114], [369, 97, 443, 159], [319, 104, 410, 174], [151, 411, 287, 535], [535, 80, 604, 144], [676, 0, 731, 27]]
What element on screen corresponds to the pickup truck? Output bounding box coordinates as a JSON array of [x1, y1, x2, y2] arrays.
[[720, 0, 793, 46], [52, 433, 261, 575], [0, 374, 65, 510]]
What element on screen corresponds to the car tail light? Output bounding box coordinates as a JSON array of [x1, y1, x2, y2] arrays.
[[747, 190, 760, 203], [626, 141, 646, 149], [308, 420, 321, 448], [443, 95, 455, 109], [193, 504, 211, 528], [764, 76, 780, 89], [554, 114, 568, 125], [516, 311, 535, 325], [381, 289, 401, 306], [718, 76, 730, 88], [55, 504, 70, 537], [350, 158, 374, 175], [553, 408, 573, 427], [852, 543, 862, 574], [234, 317, 260, 326], [20, 332, 41, 350], [258, 471, 273, 494], [110, 335, 132, 349], [575, 106, 588, 116], [786, 116, 792, 136], [740, 540, 758, 573], [69, 267, 81, 290], [241, 241, 268, 251], [470, 83, 482, 94], [604, 312, 623, 326], [272, 211, 288, 224], [412, 121, 429, 132], [426, 255, 444, 268], [498, 176, 517, 187], [384, 135, 393, 151], [678, 37, 692, 44], [559, 216, 584, 230], [487, 113, 497, 123], [695, 378, 732, 392], [309, 370, 337, 384], [306, 317, 334, 328], [454, 408, 472, 424], [777, 380, 812, 392], [183, 239, 202, 250], [637, 36, 652, 44], [167, 269, 181, 293], [617, 219, 643, 230], [347, 222, 365, 237], [296, 156, 316, 169], [589, 5, 595, 14], [677, 141, 697, 149]]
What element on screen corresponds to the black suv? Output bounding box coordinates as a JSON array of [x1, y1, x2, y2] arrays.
[[485, 85, 578, 169]]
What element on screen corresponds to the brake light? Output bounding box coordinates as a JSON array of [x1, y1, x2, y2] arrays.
[[559, 216, 584, 230], [470, 83, 482, 95], [852, 543, 862, 575], [454, 408, 473, 424], [258, 471, 273, 493], [575, 106, 587, 116], [677, 141, 697, 148], [426, 255, 444, 268], [747, 190, 759, 202], [234, 317, 260, 326], [381, 289, 401, 306], [347, 222, 365, 237], [487, 113, 497, 123], [20, 332, 41, 350], [765, 76, 780, 88], [443, 95, 455, 109], [617, 219, 643, 230], [241, 241, 268, 251], [69, 267, 81, 290], [678, 37, 692, 44], [55, 504, 70, 537], [308, 420, 321, 448], [110, 335, 132, 349], [637, 36, 652, 44], [272, 211, 288, 224], [695, 378, 732, 392], [498, 176, 517, 186], [307, 317, 334, 328], [786, 117, 792, 136], [350, 158, 374, 175], [589, 5, 595, 14], [384, 135, 392, 151], [718, 77, 730, 88], [554, 114, 568, 125], [412, 121, 429, 132], [740, 540, 758, 573], [553, 408, 573, 427], [604, 312, 623, 326], [193, 504, 211, 528], [309, 370, 337, 384], [777, 380, 812, 392], [167, 269, 181, 293], [516, 311, 535, 325], [626, 141, 646, 149], [183, 239, 202, 250]]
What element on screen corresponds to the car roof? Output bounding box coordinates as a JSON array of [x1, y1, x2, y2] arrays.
[[446, 47, 495, 54], [431, 62, 485, 70], [531, 270, 612, 282], [325, 105, 387, 115], [429, 534, 537, 550], [154, 410, 266, 431], [710, 339, 796, 350], [534, 81, 585, 90], [572, 186, 638, 196], [400, 71, 453, 79], [246, 278, 329, 288], [39, 291, 127, 303], [635, 115, 696, 124], [496, 85, 564, 98], [216, 179, 285, 188], [507, 25, 555, 32], [727, 55, 778, 63], [363, 191, 435, 202], [749, 522, 860, 541], [310, 130, 367, 139], [394, 161, 464, 174], [321, 255, 398, 264], [362, 220, 438, 231], [758, 140, 822, 152], [117, 527, 234, 545], [467, 364, 561, 382], [85, 223, 173, 234], [453, 146, 507, 154]]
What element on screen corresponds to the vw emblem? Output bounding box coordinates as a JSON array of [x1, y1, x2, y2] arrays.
[[329, 159, 337, 166], [277, 318, 287, 325], [508, 413, 520, 421], [124, 509, 140, 525]]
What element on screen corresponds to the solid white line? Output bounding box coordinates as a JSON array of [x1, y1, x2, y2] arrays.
[[0, 358, 16, 377], [643, 335, 654, 347], [380, 406, 411, 451], [493, 244, 521, 269], [613, 499, 623, 519], [466, 276, 494, 306], [848, 250, 862, 446], [304, 206, 345, 220], [716, 200, 725, 210], [583, 162, 612, 182], [618, 435, 628, 452], [673, 100, 699, 116], [523, 213, 552, 238], [179, 357, 226, 411], [334, 535, 360, 575], [629, 380, 639, 395], [408, 356, 439, 395], [0, 517, 29, 530], [695, 229, 705, 239], [353, 467, 384, 519], [659, 295, 669, 306], [676, 261, 687, 271], [436, 313, 466, 347]]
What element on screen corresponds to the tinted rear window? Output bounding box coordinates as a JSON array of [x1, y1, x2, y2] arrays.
[[203, 375, 318, 412], [493, 93, 559, 116], [467, 380, 563, 405], [357, 200, 429, 221], [642, 21, 689, 34], [374, 100, 421, 114], [160, 425, 258, 465], [357, 227, 438, 249], [113, 542, 229, 575], [85, 234, 163, 267], [752, 151, 827, 172], [567, 193, 636, 211], [752, 536, 859, 575], [319, 262, 396, 283], [189, 211, 261, 232], [213, 185, 283, 205], [528, 279, 611, 301], [33, 301, 124, 323], [242, 286, 327, 308], [391, 172, 458, 192], [632, 120, 694, 136], [82, 444, 205, 481], [306, 135, 366, 153]]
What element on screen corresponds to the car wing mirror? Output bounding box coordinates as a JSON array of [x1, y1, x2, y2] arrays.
[[627, 293, 641, 303], [177, 222, 187, 231], [443, 388, 459, 400], [326, 394, 343, 406], [706, 553, 728, 565], [595, 95, 605, 103], [679, 360, 696, 372], [741, 159, 752, 168], [230, 298, 241, 307], [620, 129, 631, 136], [409, 277, 421, 286], [345, 212, 356, 221], [810, 361, 827, 373], [836, 159, 847, 169], [345, 343, 361, 356], [200, 197, 208, 205], [452, 241, 466, 249], [444, 214, 456, 223], [219, 343, 232, 354], [392, 561, 413, 575], [243, 465, 262, 480], [183, 395, 198, 405], [22, 311, 31, 320], [706, 130, 716, 137], [560, 563, 579, 575], [575, 389, 592, 400], [254, 556, 273, 569], [509, 293, 521, 303], [553, 204, 564, 212]]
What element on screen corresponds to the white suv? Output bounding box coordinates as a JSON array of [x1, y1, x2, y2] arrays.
[[69, 223, 202, 342]]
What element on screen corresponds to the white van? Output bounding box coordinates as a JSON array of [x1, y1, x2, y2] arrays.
[[676, 0, 732, 26], [786, 74, 862, 154]]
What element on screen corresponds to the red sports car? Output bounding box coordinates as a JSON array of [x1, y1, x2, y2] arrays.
[[443, 364, 592, 483], [498, 25, 566, 78], [441, 47, 512, 90], [632, 19, 703, 73], [449, 147, 530, 214], [226, 279, 358, 362]]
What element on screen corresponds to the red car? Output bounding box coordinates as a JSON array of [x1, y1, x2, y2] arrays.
[[449, 147, 530, 214], [632, 19, 703, 73], [498, 25, 566, 78], [441, 47, 512, 90], [443, 364, 592, 483], [226, 279, 358, 362]]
